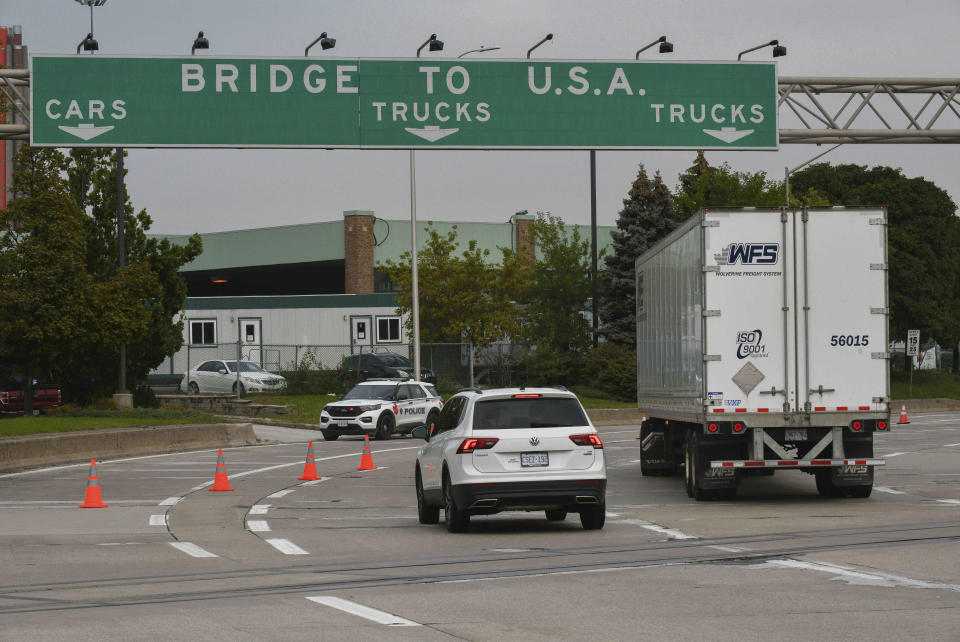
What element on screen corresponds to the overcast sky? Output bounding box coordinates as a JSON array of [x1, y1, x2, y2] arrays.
[[6, 0, 959, 234]]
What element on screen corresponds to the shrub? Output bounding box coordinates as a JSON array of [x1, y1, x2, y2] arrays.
[[91, 398, 118, 410], [133, 385, 160, 408], [582, 343, 637, 401]]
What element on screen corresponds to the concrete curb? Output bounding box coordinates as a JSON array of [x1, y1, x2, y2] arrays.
[[0, 423, 258, 473]]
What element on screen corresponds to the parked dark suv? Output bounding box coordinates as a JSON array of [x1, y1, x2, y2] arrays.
[[338, 352, 437, 384]]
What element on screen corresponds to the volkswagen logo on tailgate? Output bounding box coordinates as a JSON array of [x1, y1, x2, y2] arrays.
[[529, 436, 540, 446]]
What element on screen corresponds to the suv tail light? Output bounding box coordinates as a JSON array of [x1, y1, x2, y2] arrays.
[[457, 437, 499, 453], [512, 393, 542, 398], [569, 434, 603, 449]]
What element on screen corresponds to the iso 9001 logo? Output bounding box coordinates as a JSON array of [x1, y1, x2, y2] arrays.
[[736, 329, 768, 359]]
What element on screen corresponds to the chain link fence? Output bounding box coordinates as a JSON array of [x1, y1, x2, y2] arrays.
[[157, 341, 537, 394]]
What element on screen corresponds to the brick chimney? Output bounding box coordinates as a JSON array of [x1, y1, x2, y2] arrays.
[[344, 210, 375, 294], [512, 212, 536, 260]]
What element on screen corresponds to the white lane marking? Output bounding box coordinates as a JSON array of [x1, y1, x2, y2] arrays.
[[708, 545, 745, 553], [265, 538, 308, 555], [0, 442, 414, 479], [268, 489, 297, 498], [749, 559, 960, 592], [249, 504, 271, 515], [946, 442, 960, 447], [301, 478, 327, 486], [0, 500, 160, 505], [936, 499, 960, 505], [883, 452, 909, 458], [149, 514, 168, 526], [159, 496, 182, 506], [247, 520, 271, 532], [169, 542, 218, 558], [874, 486, 907, 495], [190, 482, 214, 491], [305, 596, 420, 627], [615, 519, 697, 540], [605, 512, 620, 517]]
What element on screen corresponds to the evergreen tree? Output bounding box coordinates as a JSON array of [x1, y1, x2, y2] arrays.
[[599, 165, 679, 345]]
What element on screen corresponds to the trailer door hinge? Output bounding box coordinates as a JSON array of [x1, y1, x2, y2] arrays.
[[702, 309, 721, 318], [809, 385, 836, 396], [703, 355, 721, 362], [870, 307, 889, 315], [759, 386, 786, 396], [870, 263, 888, 271], [872, 352, 891, 359], [702, 219, 720, 228], [872, 396, 887, 403], [869, 218, 887, 225]]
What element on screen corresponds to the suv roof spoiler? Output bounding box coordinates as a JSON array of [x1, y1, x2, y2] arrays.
[[458, 387, 484, 395]]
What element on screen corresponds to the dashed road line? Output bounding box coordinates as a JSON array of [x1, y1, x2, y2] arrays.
[[267, 489, 297, 498], [169, 542, 218, 558], [265, 538, 309, 555], [748, 559, 960, 592], [158, 496, 182, 506], [946, 442, 960, 447], [874, 486, 907, 495], [936, 499, 960, 505], [247, 520, 271, 532], [883, 452, 909, 458], [301, 478, 327, 486], [149, 514, 168, 526], [249, 504, 270, 515], [305, 596, 420, 627], [615, 519, 697, 540]]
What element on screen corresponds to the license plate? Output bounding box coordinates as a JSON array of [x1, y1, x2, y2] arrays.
[[785, 429, 807, 441], [521, 452, 549, 467], [337, 421, 348, 428]]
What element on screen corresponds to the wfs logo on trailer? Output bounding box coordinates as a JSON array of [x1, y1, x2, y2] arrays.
[[736, 329, 768, 359], [714, 243, 779, 265]]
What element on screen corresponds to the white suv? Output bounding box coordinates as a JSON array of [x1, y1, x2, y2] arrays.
[[320, 379, 443, 441], [413, 387, 606, 532]]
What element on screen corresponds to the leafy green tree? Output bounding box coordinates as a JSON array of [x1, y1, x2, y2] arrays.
[[791, 163, 960, 370], [379, 223, 519, 347], [516, 212, 593, 384], [675, 155, 785, 217], [0, 146, 157, 409], [62, 149, 202, 401], [599, 165, 679, 345]]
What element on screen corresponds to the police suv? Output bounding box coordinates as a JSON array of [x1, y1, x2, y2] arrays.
[[320, 379, 443, 441]]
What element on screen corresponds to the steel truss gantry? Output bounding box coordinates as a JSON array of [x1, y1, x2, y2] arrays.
[[778, 76, 960, 144], [2, 70, 960, 144]]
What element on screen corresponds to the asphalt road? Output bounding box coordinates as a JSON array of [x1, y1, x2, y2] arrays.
[[1, 413, 958, 641]]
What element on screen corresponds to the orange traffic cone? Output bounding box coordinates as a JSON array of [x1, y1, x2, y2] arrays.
[[298, 441, 320, 481], [898, 404, 910, 424], [78, 458, 108, 508], [356, 435, 377, 471], [209, 448, 235, 491]]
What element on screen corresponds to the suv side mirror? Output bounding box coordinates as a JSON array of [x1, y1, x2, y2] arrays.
[[411, 425, 430, 441], [218, 368, 228, 375]]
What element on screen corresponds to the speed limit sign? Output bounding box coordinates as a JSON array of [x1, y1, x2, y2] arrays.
[[906, 329, 920, 356]]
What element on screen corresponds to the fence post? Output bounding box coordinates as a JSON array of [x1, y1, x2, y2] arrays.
[[294, 345, 299, 370], [185, 342, 191, 394], [469, 342, 474, 388], [236, 340, 242, 398]]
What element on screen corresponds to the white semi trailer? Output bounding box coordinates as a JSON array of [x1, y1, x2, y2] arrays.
[[636, 207, 891, 500]]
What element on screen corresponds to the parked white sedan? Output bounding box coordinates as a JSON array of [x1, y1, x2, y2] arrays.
[[185, 360, 286, 395]]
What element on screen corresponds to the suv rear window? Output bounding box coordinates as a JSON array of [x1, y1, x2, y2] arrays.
[[472, 397, 588, 430], [343, 384, 396, 400]]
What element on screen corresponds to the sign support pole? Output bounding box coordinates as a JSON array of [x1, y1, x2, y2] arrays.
[[410, 149, 421, 382]]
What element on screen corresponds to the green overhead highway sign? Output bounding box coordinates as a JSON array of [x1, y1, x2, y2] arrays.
[[30, 55, 778, 150]]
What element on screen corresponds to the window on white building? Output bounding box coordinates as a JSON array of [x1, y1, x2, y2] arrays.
[[190, 320, 217, 345], [377, 316, 401, 343]]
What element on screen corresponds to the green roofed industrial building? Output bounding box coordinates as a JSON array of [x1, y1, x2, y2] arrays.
[[149, 212, 615, 381]]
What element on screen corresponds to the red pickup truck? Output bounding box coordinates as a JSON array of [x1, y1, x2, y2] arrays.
[[0, 383, 62, 414]]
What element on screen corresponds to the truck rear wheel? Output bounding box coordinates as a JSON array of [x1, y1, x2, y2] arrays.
[[815, 470, 843, 498]]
